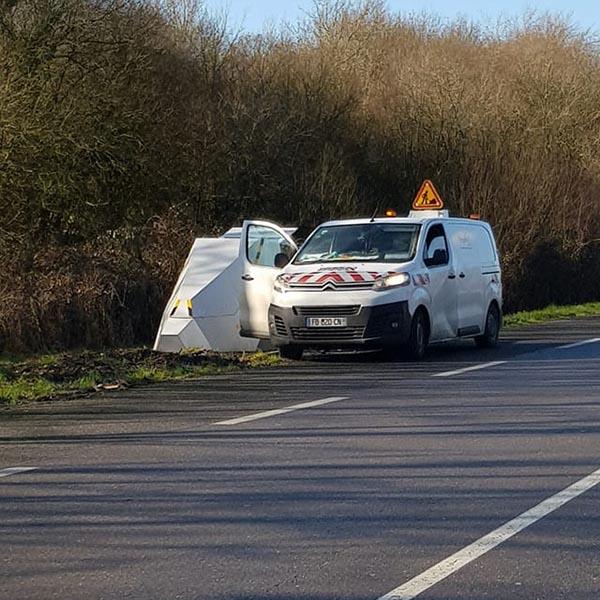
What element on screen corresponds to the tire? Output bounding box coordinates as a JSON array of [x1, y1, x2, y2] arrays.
[[279, 345, 303, 360], [475, 303, 501, 348], [404, 309, 429, 361]]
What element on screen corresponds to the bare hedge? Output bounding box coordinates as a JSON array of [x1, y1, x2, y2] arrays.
[[1, 0, 599, 351]]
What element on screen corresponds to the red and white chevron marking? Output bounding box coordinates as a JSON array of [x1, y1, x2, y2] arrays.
[[290, 271, 384, 284], [283, 270, 395, 289]]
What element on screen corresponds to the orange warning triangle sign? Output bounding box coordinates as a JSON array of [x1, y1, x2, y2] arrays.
[[412, 180, 444, 210]]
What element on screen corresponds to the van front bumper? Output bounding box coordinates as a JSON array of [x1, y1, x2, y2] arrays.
[[268, 301, 411, 349]]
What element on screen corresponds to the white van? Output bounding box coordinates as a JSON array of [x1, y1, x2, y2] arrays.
[[237, 210, 502, 360]]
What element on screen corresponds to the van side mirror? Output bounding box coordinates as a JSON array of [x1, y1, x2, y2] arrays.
[[425, 248, 448, 267], [274, 253, 290, 268]]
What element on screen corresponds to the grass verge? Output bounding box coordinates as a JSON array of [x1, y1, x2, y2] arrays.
[[0, 348, 283, 406], [2, 302, 599, 406], [503, 302, 600, 328]]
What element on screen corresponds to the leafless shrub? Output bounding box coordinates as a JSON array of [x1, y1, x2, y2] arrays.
[[1, 0, 599, 351]]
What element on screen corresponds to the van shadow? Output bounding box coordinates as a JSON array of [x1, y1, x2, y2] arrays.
[[301, 338, 558, 364]]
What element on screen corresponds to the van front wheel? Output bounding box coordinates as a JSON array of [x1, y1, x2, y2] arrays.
[[475, 304, 500, 348], [404, 309, 429, 361]]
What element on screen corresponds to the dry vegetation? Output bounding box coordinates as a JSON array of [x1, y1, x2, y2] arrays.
[[1, 0, 599, 353]]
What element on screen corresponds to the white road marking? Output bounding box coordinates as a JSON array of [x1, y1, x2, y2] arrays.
[[377, 466, 600, 600], [432, 361, 506, 378], [431, 336, 600, 379], [214, 396, 350, 425], [558, 337, 600, 350], [0, 467, 37, 479]]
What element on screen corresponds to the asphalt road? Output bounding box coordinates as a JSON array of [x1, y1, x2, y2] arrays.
[[1, 318, 599, 600]]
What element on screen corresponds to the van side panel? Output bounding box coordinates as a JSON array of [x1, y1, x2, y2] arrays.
[[478, 224, 503, 314], [446, 223, 498, 335]]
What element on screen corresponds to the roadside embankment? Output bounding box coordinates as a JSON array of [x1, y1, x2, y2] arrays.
[[2, 302, 600, 406], [503, 302, 600, 328], [0, 349, 281, 406]]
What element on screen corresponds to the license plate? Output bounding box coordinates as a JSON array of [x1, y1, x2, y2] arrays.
[[305, 317, 347, 328]]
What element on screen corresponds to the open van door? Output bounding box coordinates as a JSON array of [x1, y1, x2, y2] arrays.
[[239, 220, 298, 339]]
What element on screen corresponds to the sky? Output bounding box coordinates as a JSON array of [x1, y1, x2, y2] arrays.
[[203, 0, 600, 35]]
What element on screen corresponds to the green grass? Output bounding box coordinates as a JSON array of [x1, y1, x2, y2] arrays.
[[125, 366, 191, 384], [73, 372, 100, 391], [37, 354, 62, 367], [242, 351, 283, 367], [0, 378, 57, 404], [504, 302, 600, 328], [124, 364, 239, 385]]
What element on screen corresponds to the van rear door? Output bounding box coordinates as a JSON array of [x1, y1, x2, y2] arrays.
[[238, 220, 298, 339]]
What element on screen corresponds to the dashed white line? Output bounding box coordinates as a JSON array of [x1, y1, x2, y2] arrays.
[[558, 337, 600, 350], [432, 361, 507, 378], [0, 467, 37, 479], [214, 396, 350, 425], [377, 465, 600, 600]]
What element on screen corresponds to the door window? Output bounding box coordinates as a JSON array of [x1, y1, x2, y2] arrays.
[[424, 224, 449, 267], [246, 224, 295, 267]]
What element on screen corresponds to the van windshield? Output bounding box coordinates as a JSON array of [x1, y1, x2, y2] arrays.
[[294, 223, 421, 265]]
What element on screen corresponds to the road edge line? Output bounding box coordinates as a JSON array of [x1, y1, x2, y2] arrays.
[[0, 467, 38, 479], [558, 337, 600, 350], [377, 466, 600, 600]]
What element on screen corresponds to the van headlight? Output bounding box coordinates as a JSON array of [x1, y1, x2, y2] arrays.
[[274, 274, 290, 293], [373, 272, 411, 291]]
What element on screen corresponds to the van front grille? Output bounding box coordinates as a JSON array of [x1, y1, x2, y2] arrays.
[[293, 305, 361, 317], [290, 326, 365, 341]]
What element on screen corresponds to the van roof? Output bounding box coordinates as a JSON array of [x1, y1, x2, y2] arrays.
[[318, 215, 490, 227]]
